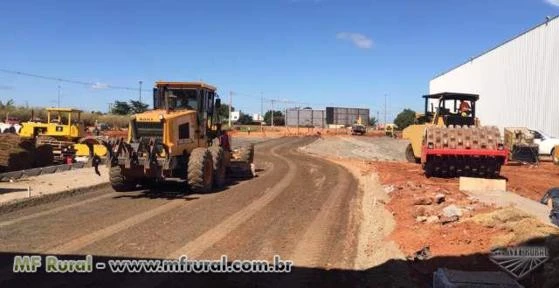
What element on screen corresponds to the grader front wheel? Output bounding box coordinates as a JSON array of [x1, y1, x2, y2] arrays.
[[109, 165, 137, 192], [188, 148, 214, 193]]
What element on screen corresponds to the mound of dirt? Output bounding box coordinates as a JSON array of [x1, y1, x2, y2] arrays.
[[468, 207, 559, 246], [35, 144, 54, 167], [0, 134, 40, 172]]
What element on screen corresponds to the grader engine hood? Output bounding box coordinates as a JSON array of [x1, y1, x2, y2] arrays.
[[132, 110, 196, 139]]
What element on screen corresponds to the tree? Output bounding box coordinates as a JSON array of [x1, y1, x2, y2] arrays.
[[111, 101, 131, 115], [264, 110, 285, 126], [129, 100, 149, 114], [369, 116, 378, 127], [217, 103, 234, 123], [0, 99, 15, 110], [237, 113, 253, 125], [393, 109, 416, 130]]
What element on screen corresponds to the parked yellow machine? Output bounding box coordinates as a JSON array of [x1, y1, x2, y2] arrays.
[[553, 145, 559, 165], [104, 81, 253, 192], [18, 107, 107, 162], [384, 123, 397, 137], [402, 92, 507, 178]]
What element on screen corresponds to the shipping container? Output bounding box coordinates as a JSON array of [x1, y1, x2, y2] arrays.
[[326, 107, 370, 126], [286, 109, 326, 128]]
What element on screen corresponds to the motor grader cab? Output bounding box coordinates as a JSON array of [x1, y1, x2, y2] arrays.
[[402, 92, 507, 178], [105, 81, 254, 193]]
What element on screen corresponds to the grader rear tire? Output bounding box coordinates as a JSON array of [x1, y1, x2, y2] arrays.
[[109, 165, 137, 192], [188, 148, 214, 193], [209, 146, 226, 188]]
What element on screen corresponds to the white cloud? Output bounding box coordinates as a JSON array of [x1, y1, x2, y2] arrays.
[[336, 32, 373, 49], [546, 0, 559, 6], [91, 82, 109, 89]]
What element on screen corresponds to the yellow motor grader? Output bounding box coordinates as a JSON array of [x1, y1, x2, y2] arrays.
[[103, 81, 254, 193], [402, 92, 508, 178]]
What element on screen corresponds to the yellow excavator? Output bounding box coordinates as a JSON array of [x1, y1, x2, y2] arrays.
[[18, 108, 107, 163], [403, 92, 508, 178]]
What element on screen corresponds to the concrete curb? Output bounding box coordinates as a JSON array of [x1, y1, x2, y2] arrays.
[[0, 182, 110, 215]]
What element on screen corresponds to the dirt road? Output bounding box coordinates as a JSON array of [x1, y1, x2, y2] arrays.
[[0, 137, 397, 287]]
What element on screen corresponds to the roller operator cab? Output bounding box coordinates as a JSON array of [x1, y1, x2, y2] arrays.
[[402, 92, 507, 178], [107, 82, 254, 193]]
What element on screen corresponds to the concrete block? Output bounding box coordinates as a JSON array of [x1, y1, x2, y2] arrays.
[[23, 168, 43, 177], [459, 177, 506, 192], [0, 171, 24, 181], [54, 164, 71, 172]]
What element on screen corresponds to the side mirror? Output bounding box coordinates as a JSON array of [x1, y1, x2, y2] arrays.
[[215, 98, 221, 109]]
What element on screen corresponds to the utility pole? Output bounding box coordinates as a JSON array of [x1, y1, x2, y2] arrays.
[[260, 92, 264, 120], [57, 84, 61, 108], [271, 99, 275, 127], [139, 80, 143, 102], [384, 94, 387, 126], [228, 91, 232, 127]]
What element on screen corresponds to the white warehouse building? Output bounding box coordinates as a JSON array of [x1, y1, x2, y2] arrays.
[[430, 16, 559, 136]]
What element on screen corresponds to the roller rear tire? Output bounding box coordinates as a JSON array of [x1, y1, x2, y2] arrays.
[[552, 148, 559, 165], [406, 144, 420, 163]]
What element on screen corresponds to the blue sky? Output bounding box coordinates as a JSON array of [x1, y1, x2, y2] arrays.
[[0, 0, 558, 121]]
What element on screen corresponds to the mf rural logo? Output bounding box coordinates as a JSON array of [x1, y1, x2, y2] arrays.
[[489, 246, 549, 279]]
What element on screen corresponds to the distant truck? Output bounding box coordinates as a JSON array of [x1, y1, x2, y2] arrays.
[[351, 123, 366, 135]]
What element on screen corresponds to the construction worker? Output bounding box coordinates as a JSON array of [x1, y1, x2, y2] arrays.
[[540, 187, 559, 226], [459, 100, 471, 116], [219, 129, 231, 152]]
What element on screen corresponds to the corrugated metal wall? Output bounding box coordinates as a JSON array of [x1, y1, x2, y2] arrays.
[[430, 17, 559, 136], [286, 109, 326, 127], [325, 107, 370, 126]]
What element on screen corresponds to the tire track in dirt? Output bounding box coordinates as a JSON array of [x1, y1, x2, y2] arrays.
[[0, 193, 115, 228], [42, 138, 292, 256], [46, 200, 188, 254], [166, 138, 300, 259], [288, 164, 354, 268]]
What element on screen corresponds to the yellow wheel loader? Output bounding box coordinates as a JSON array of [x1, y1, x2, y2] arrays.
[[402, 92, 508, 178], [102, 81, 254, 193]]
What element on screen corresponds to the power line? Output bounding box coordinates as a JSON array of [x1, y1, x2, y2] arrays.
[[0, 68, 141, 92]]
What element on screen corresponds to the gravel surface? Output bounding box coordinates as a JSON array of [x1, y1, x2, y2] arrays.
[[231, 136, 271, 148], [0, 137, 394, 287], [301, 136, 408, 162]]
